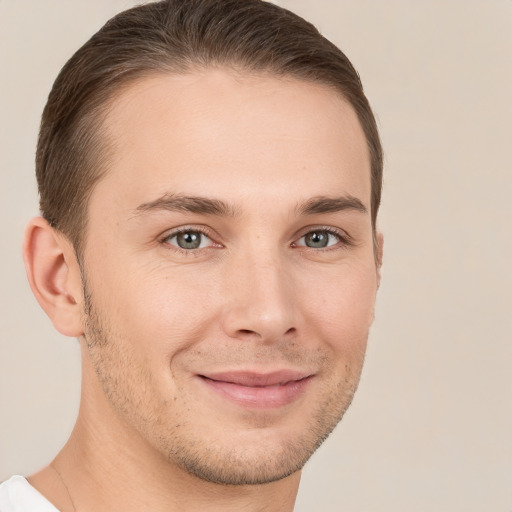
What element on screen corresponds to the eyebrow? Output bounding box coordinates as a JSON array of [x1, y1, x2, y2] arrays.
[[132, 193, 367, 218], [296, 195, 368, 216], [133, 193, 238, 217]]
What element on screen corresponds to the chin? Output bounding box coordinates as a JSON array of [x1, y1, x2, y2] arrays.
[[171, 441, 310, 486], [157, 405, 344, 486]]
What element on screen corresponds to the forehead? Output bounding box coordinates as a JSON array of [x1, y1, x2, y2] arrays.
[[95, 69, 370, 212]]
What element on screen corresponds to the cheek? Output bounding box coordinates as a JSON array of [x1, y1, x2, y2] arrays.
[[299, 261, 377, 351], [90, 259, 221, 361]]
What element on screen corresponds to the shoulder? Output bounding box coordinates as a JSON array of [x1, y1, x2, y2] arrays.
[[0, 476, 59, 512]]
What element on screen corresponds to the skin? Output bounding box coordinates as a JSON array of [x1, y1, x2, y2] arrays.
[[24, 69, 382, 512]]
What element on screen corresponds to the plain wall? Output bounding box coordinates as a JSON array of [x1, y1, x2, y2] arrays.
[[1, 1, 511, 511]]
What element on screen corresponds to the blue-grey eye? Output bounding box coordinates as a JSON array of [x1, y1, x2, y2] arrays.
[[298, 230, 339, 248], [168, 230, 211, 250]]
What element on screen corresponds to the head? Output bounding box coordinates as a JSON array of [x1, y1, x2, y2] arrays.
[[26, 0, 383, 488], [36, 0, 382, 259]]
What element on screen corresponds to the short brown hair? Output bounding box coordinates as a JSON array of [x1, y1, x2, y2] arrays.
[[37, 0, 383, 257]]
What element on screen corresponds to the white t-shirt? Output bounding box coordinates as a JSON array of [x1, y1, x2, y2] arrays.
[[0, 476, 59, 512]]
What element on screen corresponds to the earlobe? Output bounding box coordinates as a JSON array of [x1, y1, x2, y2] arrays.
[[23, 217, 84, 337]]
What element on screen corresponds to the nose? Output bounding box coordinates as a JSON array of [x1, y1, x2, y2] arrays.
[[219, 251, 297, 343]]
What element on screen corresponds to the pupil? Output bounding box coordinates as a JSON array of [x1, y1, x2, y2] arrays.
[[306, 231, 328, 248], [177, 231, 201, 249]]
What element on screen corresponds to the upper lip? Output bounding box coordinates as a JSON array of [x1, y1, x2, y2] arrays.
[[199, 370, 313, 387]]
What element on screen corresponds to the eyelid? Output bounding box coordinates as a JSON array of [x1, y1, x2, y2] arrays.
[[159, 225, 223, 250], [292, 225, 354, 249]]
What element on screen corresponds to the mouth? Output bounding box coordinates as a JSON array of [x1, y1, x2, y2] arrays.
[[197, 370, 314, 409]]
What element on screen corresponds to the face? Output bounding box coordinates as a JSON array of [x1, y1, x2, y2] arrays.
[[79, 69, 379, 485]]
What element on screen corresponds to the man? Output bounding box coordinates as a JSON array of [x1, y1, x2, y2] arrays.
[[0, 0, 383, 510]]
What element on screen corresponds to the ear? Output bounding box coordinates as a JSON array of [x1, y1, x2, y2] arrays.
[[23, 217, 84, 337], [375, 231, 384, 288]]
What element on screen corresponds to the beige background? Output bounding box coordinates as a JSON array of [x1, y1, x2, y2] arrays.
[[1, 1, 511, 510]]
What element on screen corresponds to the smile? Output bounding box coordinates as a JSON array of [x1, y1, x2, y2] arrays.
[[198, 371, 314, 409]]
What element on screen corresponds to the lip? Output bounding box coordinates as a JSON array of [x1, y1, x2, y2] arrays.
[[198, 370, 314, 409]]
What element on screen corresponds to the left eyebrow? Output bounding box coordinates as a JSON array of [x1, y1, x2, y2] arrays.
[[132, 193, 238, 217], [296, 195, 368, 216]]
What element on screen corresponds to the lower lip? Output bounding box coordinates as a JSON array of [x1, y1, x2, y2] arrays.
[[199, 376, 313, 409]]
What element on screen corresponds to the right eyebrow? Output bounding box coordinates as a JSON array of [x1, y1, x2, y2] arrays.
[[132, 193, 239, 218]]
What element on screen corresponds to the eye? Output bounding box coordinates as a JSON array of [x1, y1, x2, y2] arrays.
[[296, 229, 342, 249], [165, 230, 213, 250]]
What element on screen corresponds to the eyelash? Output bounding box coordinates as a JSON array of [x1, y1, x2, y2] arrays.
[[160, 225, 353, 254], [293, 226, 353, 250], [160, 227, 220, 256]]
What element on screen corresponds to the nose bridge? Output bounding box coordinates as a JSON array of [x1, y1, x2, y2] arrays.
[[221, 243, 296, 341]]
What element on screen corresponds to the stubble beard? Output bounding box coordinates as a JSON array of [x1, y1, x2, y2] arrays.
[[81, 283, 365, 486]]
